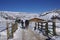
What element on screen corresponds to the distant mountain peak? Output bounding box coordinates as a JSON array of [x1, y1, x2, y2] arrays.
[[40, 9, 60, 16]]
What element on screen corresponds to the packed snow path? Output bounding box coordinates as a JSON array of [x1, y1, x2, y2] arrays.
[[8, 27, 46, 40]]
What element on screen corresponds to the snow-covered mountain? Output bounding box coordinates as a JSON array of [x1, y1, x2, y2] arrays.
[[0, 11, 39, 21], [39, 9, 60, 22], [0, 9, 60, 22]]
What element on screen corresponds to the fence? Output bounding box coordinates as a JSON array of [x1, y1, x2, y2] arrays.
[[34, 21, 57, 37], [0, 21, 18, 40]]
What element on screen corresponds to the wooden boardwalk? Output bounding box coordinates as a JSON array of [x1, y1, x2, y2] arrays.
[[11, 27, 46, 40]]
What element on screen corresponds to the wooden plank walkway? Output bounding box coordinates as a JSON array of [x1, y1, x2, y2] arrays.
[[11, 27, 46, 40]]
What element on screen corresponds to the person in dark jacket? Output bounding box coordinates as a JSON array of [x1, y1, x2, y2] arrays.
[[25, 20, 29, 28], [21, 20, 24, 28]]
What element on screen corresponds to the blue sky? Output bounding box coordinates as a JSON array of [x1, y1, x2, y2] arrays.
[[0, 0, 60, 13]]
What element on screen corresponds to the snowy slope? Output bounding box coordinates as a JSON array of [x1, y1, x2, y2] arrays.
[[39, 9, 60, 22], [0, 11, 39, 20]]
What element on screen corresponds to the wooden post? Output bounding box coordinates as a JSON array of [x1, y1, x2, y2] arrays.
[[11, 23, 14, 38], [52, 22, 56, 36], [7, 22, 9, 40], [41, 22, 43, 31], [38, 22, 39, 29], [45, 22, 48, 36], [34, 22, 37, 30], [11, 22, 18, 38], [14, 22, 18, 32]]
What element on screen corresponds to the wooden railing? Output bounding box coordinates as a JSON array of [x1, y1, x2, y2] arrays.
[[6, 22, 18, 40]]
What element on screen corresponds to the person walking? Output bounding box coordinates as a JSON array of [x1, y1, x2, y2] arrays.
[[25, 20, 29, 29], [21, 20, 24, 29]]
